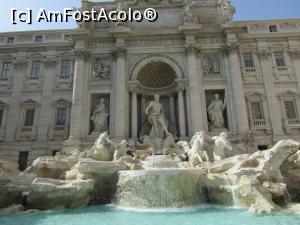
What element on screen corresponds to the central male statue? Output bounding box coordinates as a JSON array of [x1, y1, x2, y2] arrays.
[[145, 95, 170, 138]]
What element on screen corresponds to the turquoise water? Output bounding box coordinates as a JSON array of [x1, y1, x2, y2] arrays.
[[0, 205, 299, 225]]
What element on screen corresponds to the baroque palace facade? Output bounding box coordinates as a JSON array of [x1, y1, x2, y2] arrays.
[[0, 0, 300, 169]]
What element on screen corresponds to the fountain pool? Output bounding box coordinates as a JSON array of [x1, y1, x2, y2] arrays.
[[0, 205, 299, 225]]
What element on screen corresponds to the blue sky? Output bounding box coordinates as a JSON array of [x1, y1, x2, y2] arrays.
[[0, 0, 299, 32]]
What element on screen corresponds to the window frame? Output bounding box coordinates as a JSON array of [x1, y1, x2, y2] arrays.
[[243, 52, 255, 68], [34, 35, 43, 42], [30, 61, 41, 78], [23, 108, 35, 127], [283, 100, 298, 119], [269, 25, 278, 33], [7, 37, 15, 44], [250, 101, 265, 120], [61, 59, 71, 75], [274, 51, 285, 67], [1, 62, 12, 80], [55, 107, 67, 126]]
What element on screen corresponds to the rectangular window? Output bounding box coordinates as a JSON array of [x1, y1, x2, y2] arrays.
[[1, 62, 12, 80], [274, 52, 285, 67], [240, 26, 248, 33], [284, 101, 297, 119], [56, 108, 67, 126], [269, 25, 278, 32], [0, 110, 3, 126], [24, 109, 35, 127], [243, 53, 254, 68], [31, 61, 41, 77], [251, 102, 264, 120], [61, 60, 71, 75], [35, 35, 43, 42], [7, 37, 15, 44]]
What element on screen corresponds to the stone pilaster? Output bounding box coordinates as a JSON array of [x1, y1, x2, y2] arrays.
[[5, 59, 28, 142], [289, 50, 300, 93], [257, 49, 284, 140], [37, 57, 56, 141]]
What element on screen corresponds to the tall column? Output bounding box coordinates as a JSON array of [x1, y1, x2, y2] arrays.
[[176, 79, 187, 138], [129, 86, 138, 139], [169, 94, 176, 125], [112, 47, 127, 139], [68, 48, 89, 144], [140, 96, 146, 126], [37, 57, 56, 141], [185, 44, 203, 133], [224, 41, 249, 135]]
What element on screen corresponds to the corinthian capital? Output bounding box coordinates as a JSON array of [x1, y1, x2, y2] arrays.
[[184, 44, 200, 55], [222, 42, 240, 55], [175, 79, 187, 92], [72, 48, 90, 61], [112, 47, 127, 59], [127, 81, 139, 93]]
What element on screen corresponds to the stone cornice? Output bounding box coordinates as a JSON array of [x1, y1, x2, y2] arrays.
[[13, 59, 28, 69], [257, 50, 272, 60], [43, 58, 57, 67]]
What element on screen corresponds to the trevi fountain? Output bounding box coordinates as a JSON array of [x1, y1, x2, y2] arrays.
[[0, 94, 300, 225]]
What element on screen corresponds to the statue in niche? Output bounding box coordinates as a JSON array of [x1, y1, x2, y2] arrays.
[[91, 98, 109, 133], [207, 94, 226, 130], [145, 95, 170, 139], [183, 0, 194, 24], [93, 60, 110, 79]]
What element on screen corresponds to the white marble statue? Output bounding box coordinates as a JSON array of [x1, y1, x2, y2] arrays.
[[91, 98, 109, 133], [145, 95, 170, 138], [183, 0, 193, 24], [113, 140, 128, 161], [189, 131, 214, 166], [212, 132, 232, 161], [207, 94, 226, 129]]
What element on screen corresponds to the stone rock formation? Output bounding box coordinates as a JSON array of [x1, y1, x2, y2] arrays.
[[27, 178, 94, 210], [0, 132, 299, 214]]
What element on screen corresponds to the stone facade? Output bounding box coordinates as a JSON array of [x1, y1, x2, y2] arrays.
[[0, 0, 300, 167]]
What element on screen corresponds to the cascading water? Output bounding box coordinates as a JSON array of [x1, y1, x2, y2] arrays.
[[222, 175, 240, 208]]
